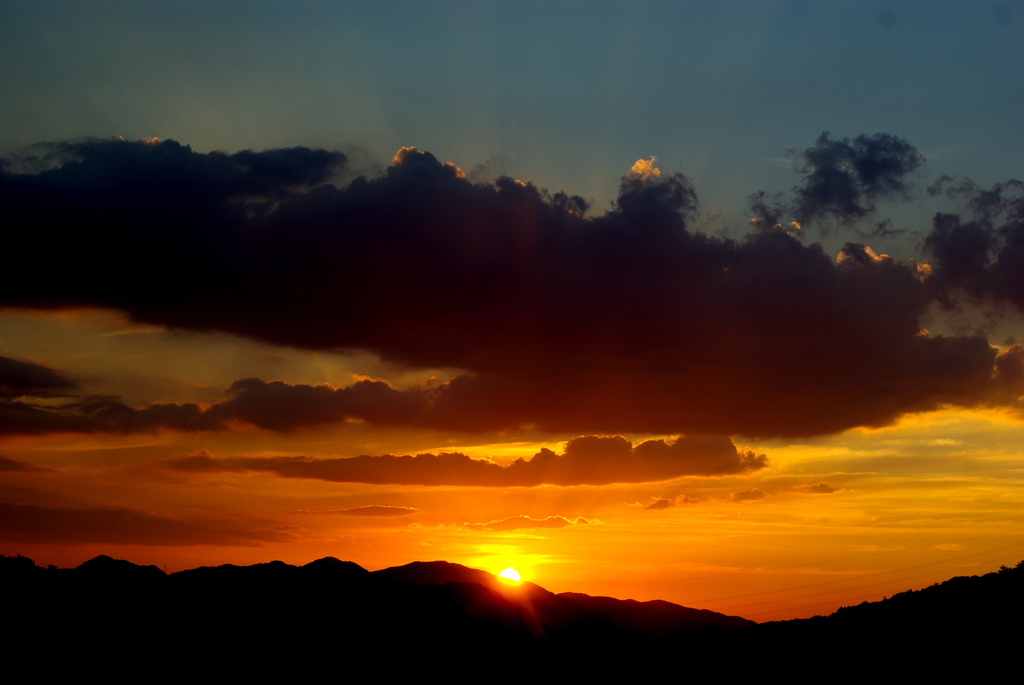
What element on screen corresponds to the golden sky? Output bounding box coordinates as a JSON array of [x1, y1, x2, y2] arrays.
[[2, 3, 1023, 620], [2, 137, 1022, 621]]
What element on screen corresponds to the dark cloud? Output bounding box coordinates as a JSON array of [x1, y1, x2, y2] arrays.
[[0, 137, 344, 316], [1, 135, 1016, 438], [750, 132, 924, 228], [511, 434, 767, 483], [6, 137, 344, 197], [928, 176, 1024, 222], [924, 177, 1024, 312], [12, 351, 1015, 440], [792, 132, 925, 224], [162, 434, 767, 487], [994, 345, 1024, 403], [168, 451, 506, 485], [0, 392, 221, 436], [0, 356, 76, 399], [730, 488, 767, 502], [0, 501, 293, 546], [467, 514, 583, 531], [208, 378, 423, 431], [0, 457, 52, 472]]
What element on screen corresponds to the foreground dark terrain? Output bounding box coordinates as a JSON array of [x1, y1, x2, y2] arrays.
[[5, 554, 1020, 676]]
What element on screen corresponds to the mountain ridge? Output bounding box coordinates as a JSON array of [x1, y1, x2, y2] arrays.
[[3, 553, 1020, 676]]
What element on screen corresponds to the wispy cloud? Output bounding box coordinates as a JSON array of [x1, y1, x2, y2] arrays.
[[0, 502, 292, 547], [467, 514, 589, 531]]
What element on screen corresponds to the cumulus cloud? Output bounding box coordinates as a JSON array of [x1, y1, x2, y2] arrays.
[[629, 156, 662, 180], [208, 378, 424, 431], [162, 434, 766, 487], [0, 392, 220, 436], [751, 132, 925, 228], [793, 132, 924, 223], [924, 176, 1024, 312], [1, 135, 1019, 438]]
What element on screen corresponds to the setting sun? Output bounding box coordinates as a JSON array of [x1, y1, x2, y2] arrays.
[[499, 567, 521, 583]]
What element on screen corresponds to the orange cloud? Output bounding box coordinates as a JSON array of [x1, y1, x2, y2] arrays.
[[467, 515, 587, 531], [643, 494, 696, 510], [629, 156, 661, 180], [332, 505, 423, 517], [730, 488, 767, 502], [792, 483, 840, 494]]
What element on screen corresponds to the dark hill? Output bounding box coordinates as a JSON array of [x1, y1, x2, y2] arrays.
[[74, 553, 165, 581], [302, 555, 369, 578], [374, 559, 499, 587], [745, 562, 1024, 677], [2, 554, 1020, 677]]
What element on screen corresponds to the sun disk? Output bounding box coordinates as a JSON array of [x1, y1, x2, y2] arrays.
[[499, 567, 521, 583]]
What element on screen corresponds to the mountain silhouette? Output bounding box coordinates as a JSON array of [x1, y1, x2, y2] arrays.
[[372, 559, 753, 645], [375, 559, 501, 587], [3, 554, 1019, 677]]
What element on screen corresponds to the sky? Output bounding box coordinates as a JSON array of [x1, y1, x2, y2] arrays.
[[1, 0, 1023, 622]]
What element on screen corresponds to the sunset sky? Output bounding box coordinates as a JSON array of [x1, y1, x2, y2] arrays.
[[2, 0, 1023, 622]]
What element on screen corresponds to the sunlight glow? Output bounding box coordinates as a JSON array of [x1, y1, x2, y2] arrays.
[[499, 567, 521, 583]]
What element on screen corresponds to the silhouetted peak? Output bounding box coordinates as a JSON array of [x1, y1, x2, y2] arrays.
[[222, 559, 298, 581], [373, 560, 497, 587], [302, 557, 369, 578], [75, 555, 165, 579]]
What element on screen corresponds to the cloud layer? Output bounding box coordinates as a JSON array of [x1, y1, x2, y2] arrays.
[[0, 502, 291, 547], [3, 136, 1023, 438], [164, 434, 767, 487]]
